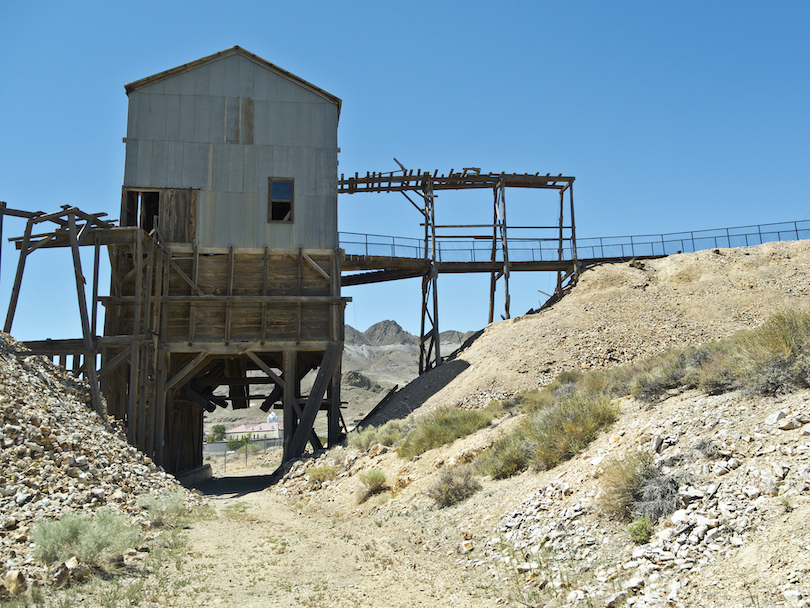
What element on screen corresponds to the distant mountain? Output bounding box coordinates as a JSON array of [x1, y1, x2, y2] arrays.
[[361, 320, 419, 346]]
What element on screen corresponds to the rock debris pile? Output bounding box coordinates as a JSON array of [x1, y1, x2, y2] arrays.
[[467, 390, 810, 607], [0, 334, 200, 589]]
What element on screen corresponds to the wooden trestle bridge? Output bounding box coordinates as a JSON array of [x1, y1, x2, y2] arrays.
[[0, 167, 610, 475]]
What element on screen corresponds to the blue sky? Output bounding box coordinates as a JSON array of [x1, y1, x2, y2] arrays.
[[1, 1, 809, 339]]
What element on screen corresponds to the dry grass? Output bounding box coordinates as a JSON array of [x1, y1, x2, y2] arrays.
[[426, 466, 482, 508]]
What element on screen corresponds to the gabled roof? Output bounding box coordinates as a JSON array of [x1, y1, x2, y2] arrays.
[[124, 46, 341, 116]]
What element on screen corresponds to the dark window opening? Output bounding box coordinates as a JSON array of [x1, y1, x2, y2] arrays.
[[268, 178, 293, 222], [123, 190, 160, 232]]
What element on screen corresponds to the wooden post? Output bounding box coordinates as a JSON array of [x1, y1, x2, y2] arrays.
[[557, 188, 565, 294], [287, 342, 341, 458], [225, 246, 234, 344], [568, 181, 579, 278], [488, 186, 498, 325], [499, 179, 510, 320], [261, 247, 268, 344], [67, 213, 104, 414], [188, 244, 198, 344], [282, 349, 296, 461], [4, 217, 34, 333], [127, 232, 143, 443]]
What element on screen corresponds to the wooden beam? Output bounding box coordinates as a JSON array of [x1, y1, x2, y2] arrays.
[[4, 218, 33, 333], [67, 213, 103, 415], [98, 344, 134, 379], [165, 351, 209, 392], [287, 342, 342, 458], [245, 350, 285, 389], [302, 252, 331, 282]]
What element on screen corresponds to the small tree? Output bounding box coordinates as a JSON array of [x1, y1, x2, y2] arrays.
[[212, 424, 227, 441]]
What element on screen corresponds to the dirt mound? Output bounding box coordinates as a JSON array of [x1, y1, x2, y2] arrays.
[[379, 241, 810, 419]]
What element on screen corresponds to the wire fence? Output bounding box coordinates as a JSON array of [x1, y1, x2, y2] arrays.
[[340, 220, 810, 263]]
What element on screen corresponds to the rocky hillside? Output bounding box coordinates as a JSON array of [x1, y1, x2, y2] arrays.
[[267, 239, 810, 607], [0, 335, 202, 593], [370, 241, 810, 424]]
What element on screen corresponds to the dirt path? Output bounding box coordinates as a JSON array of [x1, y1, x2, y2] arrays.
[[173, 468, 504, 607]]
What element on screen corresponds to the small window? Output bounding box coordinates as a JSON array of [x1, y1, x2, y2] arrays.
[[268, 178, 293, 222]]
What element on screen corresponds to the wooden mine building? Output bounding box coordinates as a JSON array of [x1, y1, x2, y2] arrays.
[[7, 47, 348, 475], [3, 47, 586, 480]]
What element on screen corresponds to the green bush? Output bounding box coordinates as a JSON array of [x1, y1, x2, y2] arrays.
[[32, 508, 141, 566], [138, 489, 188, 528], [308, 464, 339, 487], [211, 424, 227, 441], [397, 406, 495, 460], [628, 516, 653, 544], [234, 442, 261, 454], [474, 431, 534, 479], [347, 426, 379, 451], [475, 393, 617, 478], [529, 393, 618, 470], [358, 469, 387, 494], [227, 436, 253, 450], [426, 466, 481, 507]]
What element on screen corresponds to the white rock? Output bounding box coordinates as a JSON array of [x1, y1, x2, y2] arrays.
[[766, 410, 787, 425]]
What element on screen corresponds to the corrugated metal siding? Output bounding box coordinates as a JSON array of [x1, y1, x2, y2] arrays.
[[123, 54, 338, 249]]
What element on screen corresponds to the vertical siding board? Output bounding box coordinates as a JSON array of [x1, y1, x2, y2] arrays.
[[165, 94, 181, 141], [266, 71, 283, 101], [238, 58, 254, 98], [150, 140, 169, 186], [166, 141, 183, 186], [212, 144, 229, 193], [280, 79, 297, 102], [227, 143, 243, 193], [126, 96, 139, 139], [178, 95, 196, 142], [253, 100, 269, 146], [253, 67, 269, 101], [243, 145, 257, 195], [123, 140, 139, 186], [225, 97, 240, 144], [223, 55, 240, 96], [181, 142, 204, 189], [179, 71, 195, 96], [210, 96, 226, 144], [208, 59, 226, 97], [242, 98, 254, 145], [163, 76, 181, 95], [193, 96, 211, 143], [278, 103, 295, 147], [136, 140, 153, 185], [193, 67, 210, 96]]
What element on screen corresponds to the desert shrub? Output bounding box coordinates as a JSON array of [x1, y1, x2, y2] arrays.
[[529, 393, 618, 470], [226, 436, 253, 450], [628, 516, 653, 544], [474, 432, 534, 479], [475, 393, 617, 478], [358, 469, 387, 501], [308, 464, 339, 487], [397, 406, 495, 460], [375, 418, 413, 447], [693, 439, 721, 459], [32, 508, 141, 566], [426, 466, 481, 507], [600, 452, 680, 524], [234, 442, 261, 454], [347, 426, 379, 451], [138, 489, 188, 528]]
